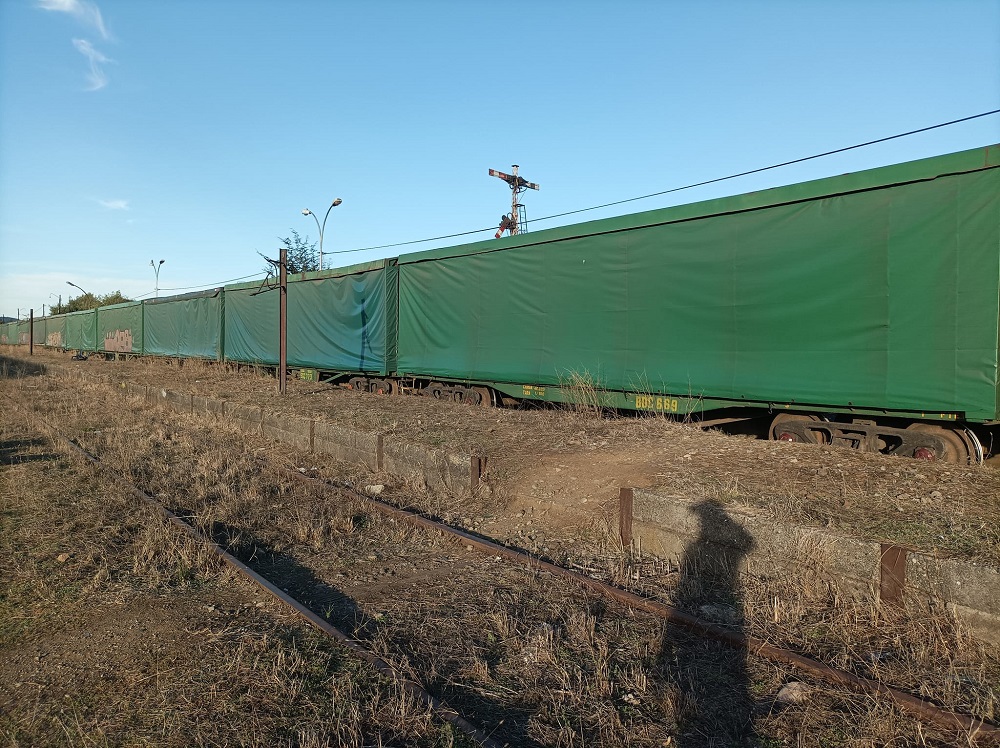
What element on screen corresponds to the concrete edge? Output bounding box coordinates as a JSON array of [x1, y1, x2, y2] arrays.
[[630, 488, 1000, 646], [50, 366, 481, 497]]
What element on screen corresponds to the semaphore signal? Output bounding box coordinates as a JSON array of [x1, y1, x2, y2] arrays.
[[489, 164, 539, 237]]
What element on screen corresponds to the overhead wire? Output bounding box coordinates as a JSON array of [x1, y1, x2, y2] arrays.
[[132, 271, 268, 300], [348, 108, 1000, 254], [87, 108, 1000, 307]]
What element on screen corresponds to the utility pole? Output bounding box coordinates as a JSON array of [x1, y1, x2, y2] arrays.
[[29, 309, 34, 356], [278, 246, 287, 394], [489, 164, 539, 237]]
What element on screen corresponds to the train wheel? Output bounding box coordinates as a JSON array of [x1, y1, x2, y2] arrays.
[[427, 382, 445, 399], [769, 413, 825, 444], [906, 423, 976, 464], [472, 386, 494, 407]]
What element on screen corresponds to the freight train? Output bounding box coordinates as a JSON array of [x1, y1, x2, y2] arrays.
[[4, 144, 999, 464]]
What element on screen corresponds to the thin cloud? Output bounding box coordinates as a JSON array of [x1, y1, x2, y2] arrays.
[[73, 38, 112, 91], [36, 0, 109, 40], [98, 198, 129, 211]]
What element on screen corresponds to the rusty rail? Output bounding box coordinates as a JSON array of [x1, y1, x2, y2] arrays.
[[48, 430, 503, 748], [280, 466, 1000, 743]]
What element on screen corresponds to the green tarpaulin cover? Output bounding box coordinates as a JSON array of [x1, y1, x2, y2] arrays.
[[397, 145, 1000, 421], [144, 290, 223, 359], [97, 301, 143, 353], [224, 261, 397, 374]]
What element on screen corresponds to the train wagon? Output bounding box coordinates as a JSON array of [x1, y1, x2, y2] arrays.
[[64, 308, 97, 353], [223, 259, 398, 386], [96, 300, 143, 355], [394, 144, 1000, 463], [43, 314, 67, 349], [143, 288, 224, 360]]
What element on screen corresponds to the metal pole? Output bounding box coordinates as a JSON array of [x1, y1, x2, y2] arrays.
[[278, 247, 287, 394], [29, 309, 34, 356], [303, 199, 341, 272], [151, 260, 164, 298], [510, 164, 519, 235], [304, 210, 323, 272]]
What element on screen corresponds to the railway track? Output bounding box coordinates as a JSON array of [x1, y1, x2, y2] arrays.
[[37, 418, 503, 748], [20, 398, 1000, 746]]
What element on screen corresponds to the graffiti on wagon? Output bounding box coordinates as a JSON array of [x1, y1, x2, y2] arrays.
[[104, 329, 134, 353]]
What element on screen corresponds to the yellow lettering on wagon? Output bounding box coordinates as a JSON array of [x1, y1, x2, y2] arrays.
[[633, 394, 679, 412], [635, 395, 655, 409]]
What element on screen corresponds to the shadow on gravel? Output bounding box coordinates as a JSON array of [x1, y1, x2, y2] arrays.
[[0, 437, 58, 465], [205, 521, 377, 635], [0, 355, 47, 378], [202, 520, 543, 746], [658, 500, 761, 746]]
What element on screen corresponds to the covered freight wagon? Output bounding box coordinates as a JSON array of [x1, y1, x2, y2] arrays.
[[44, 314, 67, 349], [96, 300, 143, 355], [143, 288, 224, 360], [223, 259, 398, 378], [396, 144, 1000, 462], [64, 309, 97, 353]]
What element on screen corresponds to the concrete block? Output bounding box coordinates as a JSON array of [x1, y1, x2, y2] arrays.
[[163, 389, 191, 414], [382, 441, 468, 491], [262, 414, 312, 453], [312, 421, 378, 469], [907, 555, 1000, 616], [630, 488, 1000, 646], [445, 452, 471, 490], [192, 395, 225, 418], [119, 382, 146, 400], [947, 603, 1000, 646], [227, 404, 262, 433]]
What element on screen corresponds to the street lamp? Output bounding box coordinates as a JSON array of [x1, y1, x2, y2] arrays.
[[151, 259, 165, 298], [67, 281, 90, 297], [301, 197, 343, 272]]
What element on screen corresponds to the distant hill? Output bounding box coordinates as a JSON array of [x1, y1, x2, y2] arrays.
[[0, 316, 15, 323]]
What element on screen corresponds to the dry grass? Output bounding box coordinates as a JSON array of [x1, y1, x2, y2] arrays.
[[5, 360, 1000, 745], [0, 397, 473, 746], [14, 348, 1000, 568]]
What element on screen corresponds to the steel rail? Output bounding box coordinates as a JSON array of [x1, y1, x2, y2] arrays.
[[44, 428, 504, 748], [280, 466, 1000, 743]]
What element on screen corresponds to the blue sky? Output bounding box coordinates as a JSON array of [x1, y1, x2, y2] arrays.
[[1, 0, 998, 318]]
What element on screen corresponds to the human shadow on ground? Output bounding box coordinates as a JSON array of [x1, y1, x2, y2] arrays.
[[0, 355, 47, 378], [0, 437, 59, 465], [657, 500, 760, 746]]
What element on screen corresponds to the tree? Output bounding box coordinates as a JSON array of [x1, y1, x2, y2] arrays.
[[263, 230, 319, 275], [53, 291, 132, 315]]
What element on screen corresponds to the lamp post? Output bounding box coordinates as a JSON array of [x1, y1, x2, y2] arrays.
[[151, 259, 165, 298], [301, 197, 342, 272], [67, 281, 90, 297]]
